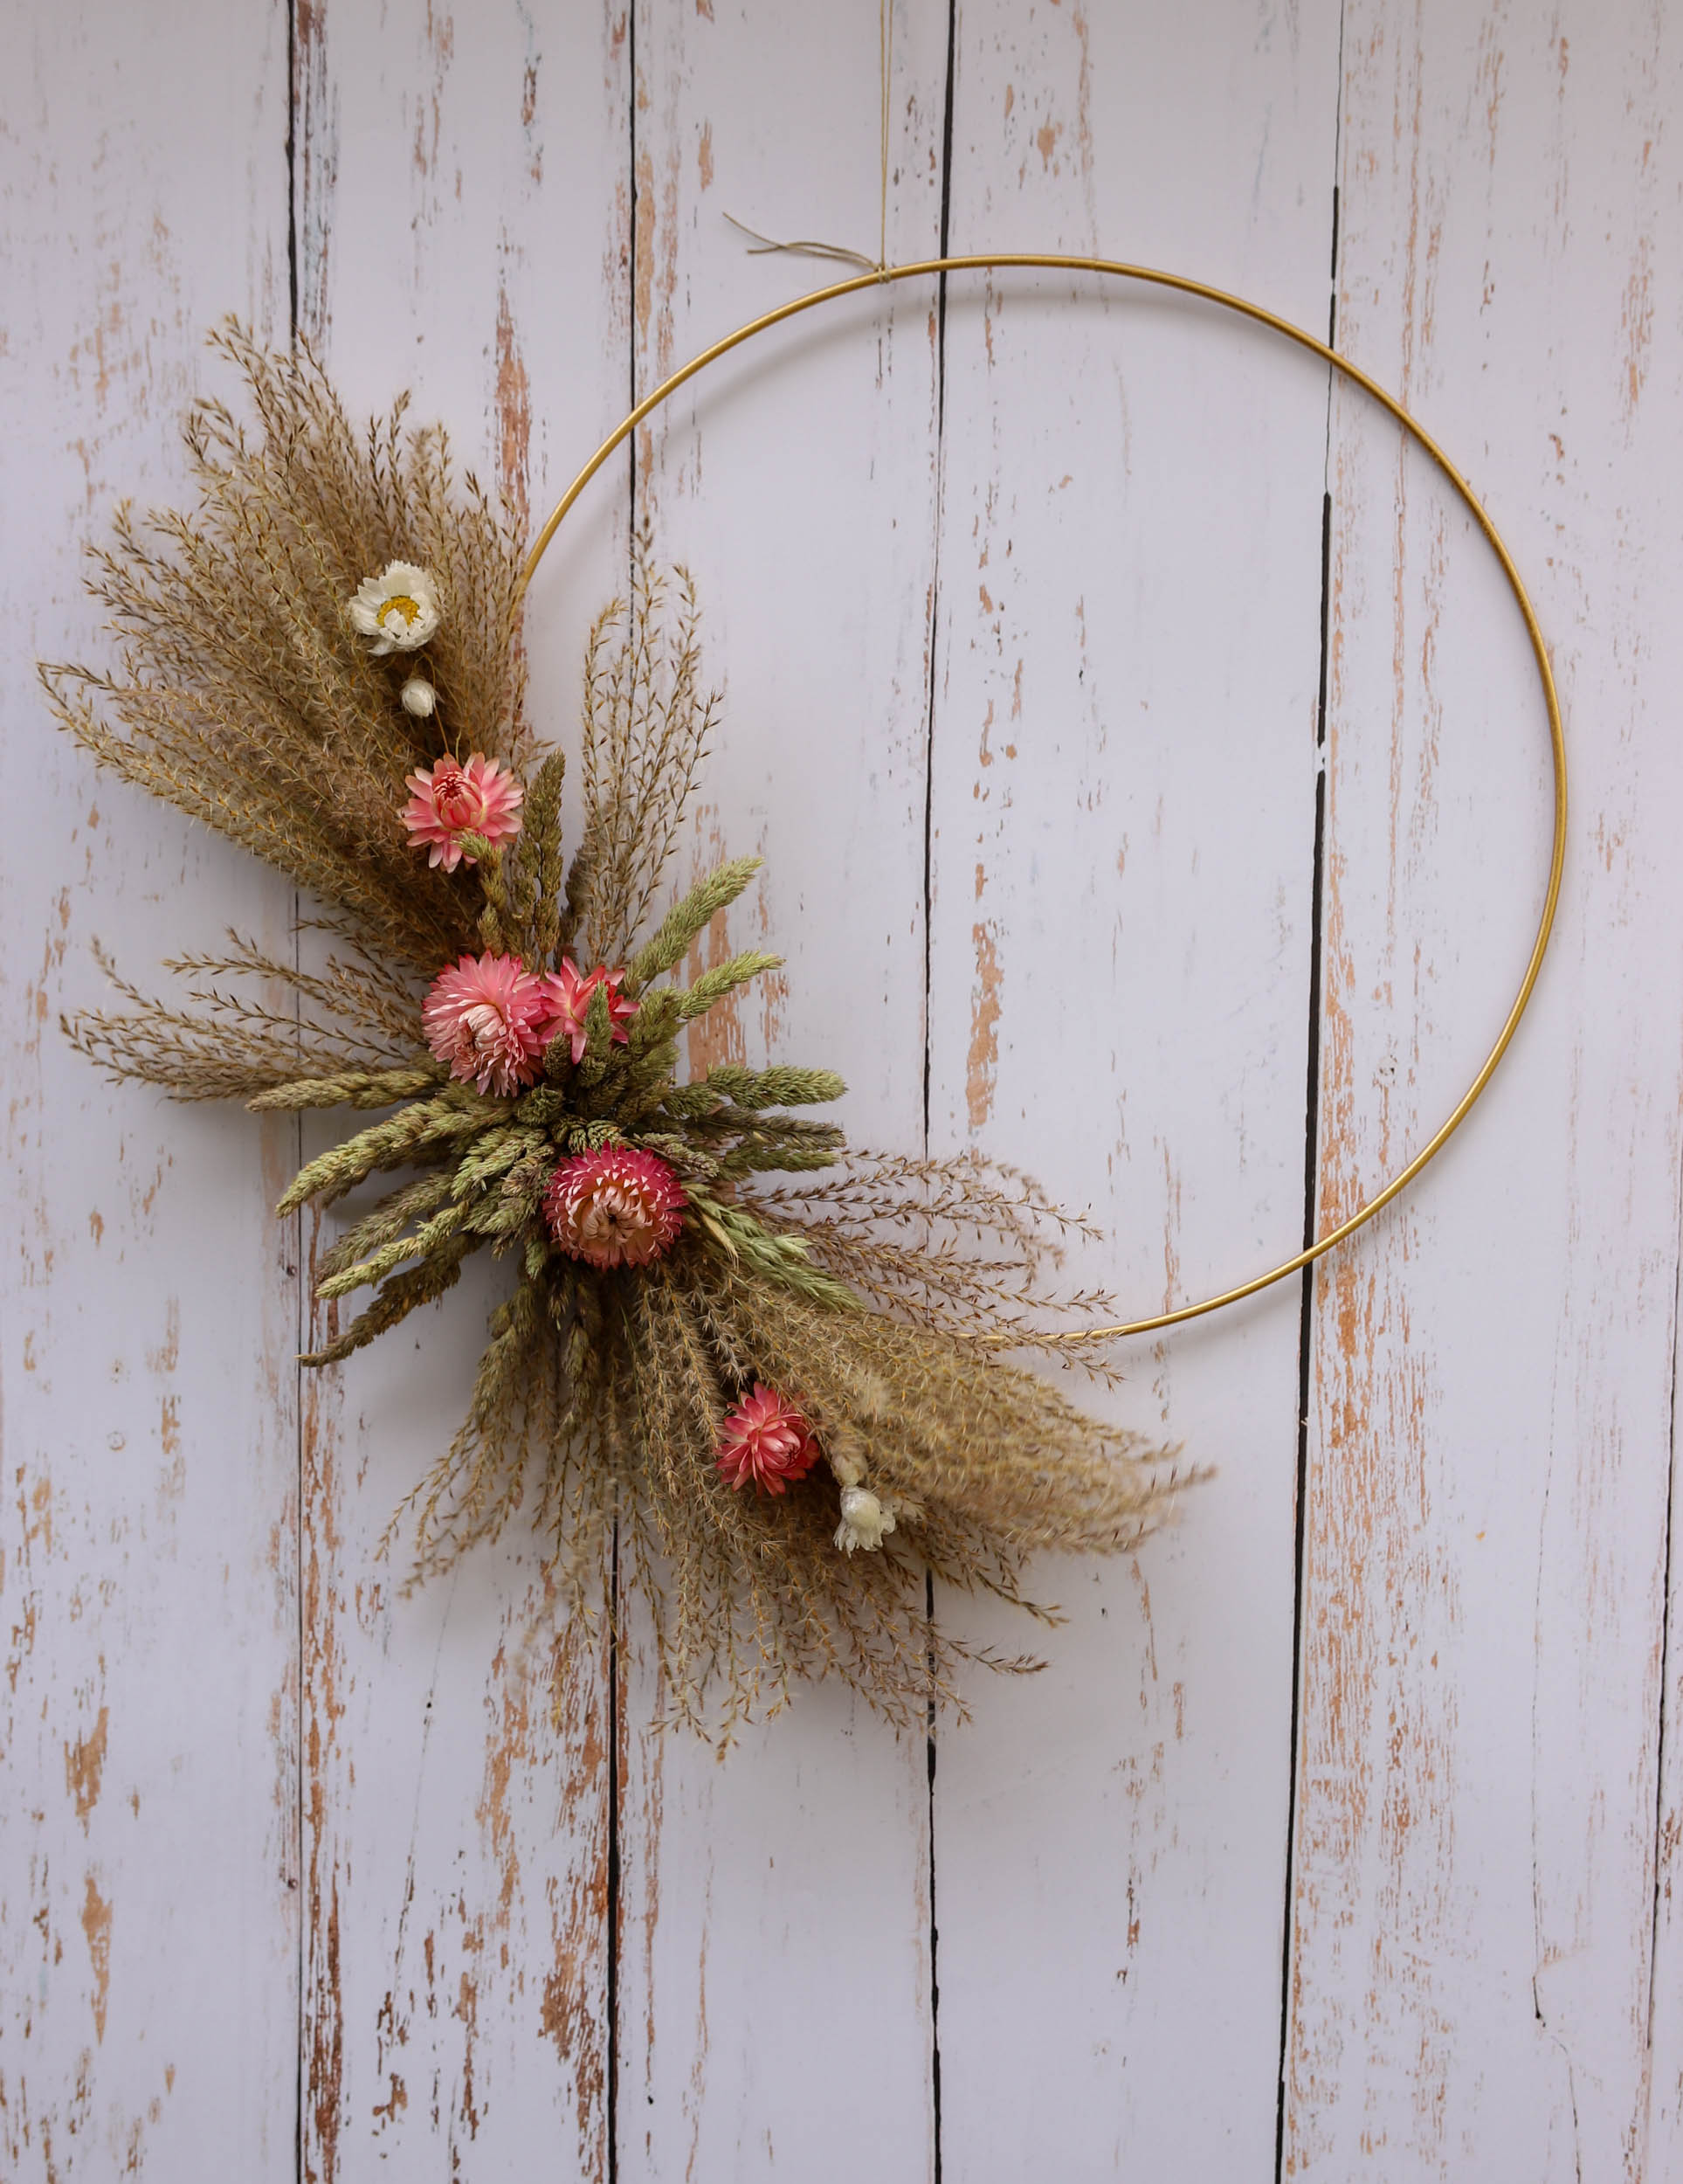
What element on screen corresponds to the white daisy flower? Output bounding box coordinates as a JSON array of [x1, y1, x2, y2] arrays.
[[348, 561, 441, 655]]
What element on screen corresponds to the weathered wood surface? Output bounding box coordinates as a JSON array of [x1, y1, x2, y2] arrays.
[[1289, 7, 1683, 2177], [3, 3, 1680, 2180], [0, 7, 300, 2179], [289, 7, 627, 2174], [922, 3, 1343, 2174], [613, 6, 948, 2174]]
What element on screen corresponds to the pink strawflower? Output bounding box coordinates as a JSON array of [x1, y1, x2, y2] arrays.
[[543, 1144, 686, 1269], [715, 1385, 821, 1496], [423, 950, 548, 1095], [403, 753, 524, 873], [535, 958, 639, 1066]]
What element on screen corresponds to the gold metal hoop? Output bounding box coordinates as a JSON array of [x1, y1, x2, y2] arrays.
[[521, 254, 1569, 1344]]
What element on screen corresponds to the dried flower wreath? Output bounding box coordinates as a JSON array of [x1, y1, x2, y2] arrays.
[[42, 323, 1190, 1740]]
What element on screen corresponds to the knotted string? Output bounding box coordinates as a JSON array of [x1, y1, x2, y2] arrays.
[[721, 0, 895, 277]]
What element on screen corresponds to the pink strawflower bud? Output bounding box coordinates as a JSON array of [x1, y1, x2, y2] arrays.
[[423, 950, 549, 1096], [543, 1144, 686, 1269], [403, 753, 525, 872], [715, 1384, 821, 1496], [534, 958, 639, 1065]]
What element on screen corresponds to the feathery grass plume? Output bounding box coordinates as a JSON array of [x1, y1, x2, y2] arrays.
[[742, 1148, 1132, 1364], [569, 556, 719, 966], [49, 328, 1194, 1745], [42, 318, 528, 975], [609, 1249, 1187, 1739], [63, 939, 423, 1103]]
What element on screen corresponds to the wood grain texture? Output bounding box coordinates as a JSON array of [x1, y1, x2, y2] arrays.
[[0, 5, 298, 2179], [1285, 4, 1683, 2177], [7, 4, 1683, 2180]]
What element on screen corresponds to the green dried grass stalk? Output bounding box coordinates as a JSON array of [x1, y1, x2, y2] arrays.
[[316, 1171, 459, 1282], [301, 1237, 472, 1367], [571, 558, 718, 965], [246, 1064, 445, 1112], [627, 855, 761, 990], [700, 1063, 847, 1109], [673, 950, 782, 1022], [277, 1093, 502, 1214], [315, 1200, 470, 1300]]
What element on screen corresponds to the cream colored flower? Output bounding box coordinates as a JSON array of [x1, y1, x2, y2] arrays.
[[348, 561, 441, 654], [400, 673, 437, 717], [834, 1485, 896, 1555]]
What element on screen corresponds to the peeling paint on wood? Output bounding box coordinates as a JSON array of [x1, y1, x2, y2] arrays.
[[287, 4, 629, 2176], [64, 1702, 108, 1831], [929, 3, 1341, 2177], [1, 6, 300, 2176], [613, 3, 949, 2173], [1285, 4, 1683, 2176]]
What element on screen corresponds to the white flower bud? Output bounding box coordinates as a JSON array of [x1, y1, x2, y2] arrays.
[[834, 1485, 895, 1555], [400, 674, 437, 717]]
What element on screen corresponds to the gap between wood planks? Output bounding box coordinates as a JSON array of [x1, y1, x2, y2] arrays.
[[1275, 7, 1347, 2174], [610, 12, 641, 2174], [285, 8, 307, 2181], [920, 20, 962, 2183], [1650, 1155, 1683, 2060]]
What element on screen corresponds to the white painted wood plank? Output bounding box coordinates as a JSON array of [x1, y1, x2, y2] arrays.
[[0, 5, 297, 2179], [288, 6, 631, 2176], [1653, 1254, 1683, 2172], [1286, 6, 1683, 2175], [612, 3, 952, 2176], [924, 6, 1345, 2176]]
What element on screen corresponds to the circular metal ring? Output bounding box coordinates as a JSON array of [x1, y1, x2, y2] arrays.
[[521, 253, 1569, 1343]]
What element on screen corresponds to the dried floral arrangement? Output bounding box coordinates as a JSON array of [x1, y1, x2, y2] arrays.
[[42, 323, 1190, 1740]]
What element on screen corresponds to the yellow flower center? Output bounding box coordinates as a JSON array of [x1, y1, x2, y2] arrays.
[[380, 595, 421, 629]]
